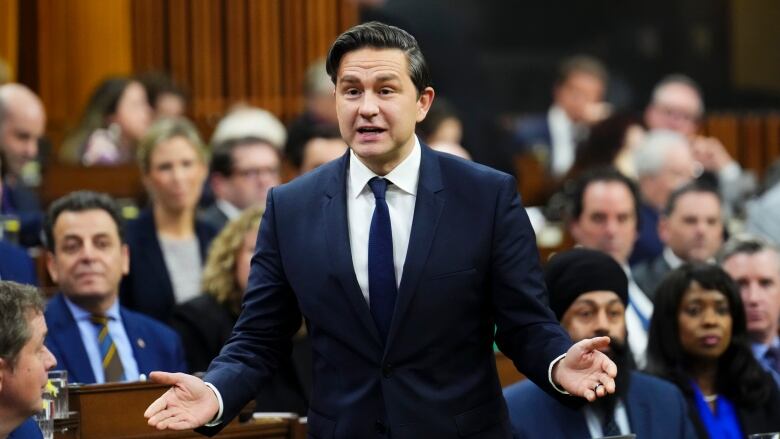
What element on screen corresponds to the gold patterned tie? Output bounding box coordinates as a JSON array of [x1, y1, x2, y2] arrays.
[[89, 315, 125, 382]]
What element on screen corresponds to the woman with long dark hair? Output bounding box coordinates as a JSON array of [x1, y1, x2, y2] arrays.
[[646, 263, 780, 438]]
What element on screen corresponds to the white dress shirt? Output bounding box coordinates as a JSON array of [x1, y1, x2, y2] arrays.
[[623, 265, 653, 369], [63, 297, 140, 383], [547, 105, 577, 177], [347, 138, 420, 303]]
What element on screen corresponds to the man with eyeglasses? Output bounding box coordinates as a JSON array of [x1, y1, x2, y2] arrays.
[[644, 74, 754, 218], [200, 136, 282, 231]]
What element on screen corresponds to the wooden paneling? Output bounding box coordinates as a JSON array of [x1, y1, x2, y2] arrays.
[[130, 0, 356, 138], [35, 0, 134, 149], [0, 0, 19, 82]]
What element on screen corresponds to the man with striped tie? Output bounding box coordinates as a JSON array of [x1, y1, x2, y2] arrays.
[[41, 191, 186, 384]]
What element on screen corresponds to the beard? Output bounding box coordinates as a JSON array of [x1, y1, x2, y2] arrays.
[[591, 335, 632, 415]]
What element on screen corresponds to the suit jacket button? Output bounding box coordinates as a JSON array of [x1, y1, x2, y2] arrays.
[[374, 420, 387, 434], [381, 364, 393, 378]]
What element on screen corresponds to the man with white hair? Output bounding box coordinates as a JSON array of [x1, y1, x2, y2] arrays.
[[200, 107, 286, 231], [644, 75, 753, 216], [630, 129, 697, 265]]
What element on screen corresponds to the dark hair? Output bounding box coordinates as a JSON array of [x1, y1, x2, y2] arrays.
[[138, 71, 188, 109], [0, 281, 44, 367], [555, 55, 608, 87], [664, 180, 721, 217], [717, 234, 780, 268], [646, 263, 774, 408], [416, 97, 460, 143], [209, 136, 277, 177], [44, 191, 125, 251], [567, 166, 641, 231], [326, 21, 431, 96], [61, 77, 138, 163], [566, 113, 638, 180]]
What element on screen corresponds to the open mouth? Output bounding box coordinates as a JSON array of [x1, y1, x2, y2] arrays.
[[357, 126, 386, 134]]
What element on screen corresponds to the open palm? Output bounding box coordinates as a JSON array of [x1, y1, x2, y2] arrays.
[[553, 336, 618, 401], [144, 372, 220, 430]]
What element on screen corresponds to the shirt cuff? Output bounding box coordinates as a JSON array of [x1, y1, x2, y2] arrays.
[[548, 353, 570, 395], [203, 382, 224, 427], [718, 161, 741, 182]]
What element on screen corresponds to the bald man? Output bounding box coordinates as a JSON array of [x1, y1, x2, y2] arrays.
[[0, 84, 46, 246]]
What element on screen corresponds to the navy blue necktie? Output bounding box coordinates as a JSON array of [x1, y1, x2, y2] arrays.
[[368, 177, 397, 342]]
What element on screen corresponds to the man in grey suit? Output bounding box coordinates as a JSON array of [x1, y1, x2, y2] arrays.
[[633, 182, 723, 299]]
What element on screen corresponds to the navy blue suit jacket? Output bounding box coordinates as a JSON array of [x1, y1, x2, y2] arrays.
[[0, 240, 36, 284], [120, 209, 217, 322], [8, 418, 42, 439], [504, 371, 697, 439], [513, 115, 553, 171], [203, 146, 572, 438], [44, 293, 187, 384]]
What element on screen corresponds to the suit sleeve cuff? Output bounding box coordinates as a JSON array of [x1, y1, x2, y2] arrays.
[[548, 353, 570, 395], [203, 382, 224, 427]]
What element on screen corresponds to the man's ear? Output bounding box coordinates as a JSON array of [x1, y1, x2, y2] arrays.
[[46, 252, 59, 284], [658, 216, 670, 244], [415, 87, 435, 123]]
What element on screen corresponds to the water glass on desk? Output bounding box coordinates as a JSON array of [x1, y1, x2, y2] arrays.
[[35, 398, 53, 439], [47, 370, 69, 419]]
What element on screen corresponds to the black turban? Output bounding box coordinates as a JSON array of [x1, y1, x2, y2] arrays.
[[544, 248, 628, 320]]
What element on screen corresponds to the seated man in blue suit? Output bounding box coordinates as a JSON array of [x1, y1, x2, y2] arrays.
[[146, 22, 619, 438], [0, 239, 36, 285], [0, 281, 57, 439], [504, 248, 696, 438], [42, 191, 186, 384]]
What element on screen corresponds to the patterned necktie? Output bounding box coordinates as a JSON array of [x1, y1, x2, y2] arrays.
[[89, 315, 125, 382], [765, 346, 780, 374], [368, 177, 397, 343]]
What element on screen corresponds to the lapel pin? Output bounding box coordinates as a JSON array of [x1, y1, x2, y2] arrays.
[[137, 338, 146, 348]]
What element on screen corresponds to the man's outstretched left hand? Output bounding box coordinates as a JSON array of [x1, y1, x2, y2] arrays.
[[552, 336, 617, 401]]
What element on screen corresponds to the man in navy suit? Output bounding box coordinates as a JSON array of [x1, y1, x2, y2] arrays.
[[0, 281, 57, 439], [0, 240, 36, 285], [146, 22, 618, 438], [513, 56, 607, 178], [504, 249, 696, 438], [42, 191, 186, 384]]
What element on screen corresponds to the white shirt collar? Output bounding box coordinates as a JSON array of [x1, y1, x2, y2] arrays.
[[663, 246, 685, 269], [348, 136, 421, 199], [215, 199, 242, 220], [548, 105, 573, 131]]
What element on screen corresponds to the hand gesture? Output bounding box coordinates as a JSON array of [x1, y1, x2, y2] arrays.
[[691, 135, 734, 172], [144, 371, 220, 430], [552, 336, 618, 402]]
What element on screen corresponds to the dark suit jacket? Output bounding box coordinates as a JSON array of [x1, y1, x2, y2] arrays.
[[170, 294, 312, 415], [120, 209, 217, 322], [0, 240, 36, 284], [504, 371, 697, 439], [8, 418, 42, 439], [632, 253, 672, 302], [202, 146, 572, 438], [1, 179, 44, 247], [513, 115, 553, 172], [197, 204, 229, 232], [44, 293, 187, 384], [629, 202, 663, 266]]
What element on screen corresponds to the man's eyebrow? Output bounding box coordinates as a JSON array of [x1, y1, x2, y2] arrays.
[[376, 73, 401, 82], [338, 75, 361, 84]]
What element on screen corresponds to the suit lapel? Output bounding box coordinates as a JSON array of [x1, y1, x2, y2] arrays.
[[386, 146, 445, 349], [323, 154, 382, 346], [48, 295, 96, 384], [626, 375, 653, 437], [122, 309, 152, 375]]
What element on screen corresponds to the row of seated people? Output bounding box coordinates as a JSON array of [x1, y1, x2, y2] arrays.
[[503, 248, 780, 438]]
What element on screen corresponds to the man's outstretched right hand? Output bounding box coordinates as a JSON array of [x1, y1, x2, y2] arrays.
[[144, 371, 220, 430]]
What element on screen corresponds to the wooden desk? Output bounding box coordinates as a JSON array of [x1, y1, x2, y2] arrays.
[[55, 381, 304, 439]]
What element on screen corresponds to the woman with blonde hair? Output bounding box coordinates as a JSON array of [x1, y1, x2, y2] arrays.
[[170, 207, 310, 414], [120, 117, 218, 322]]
